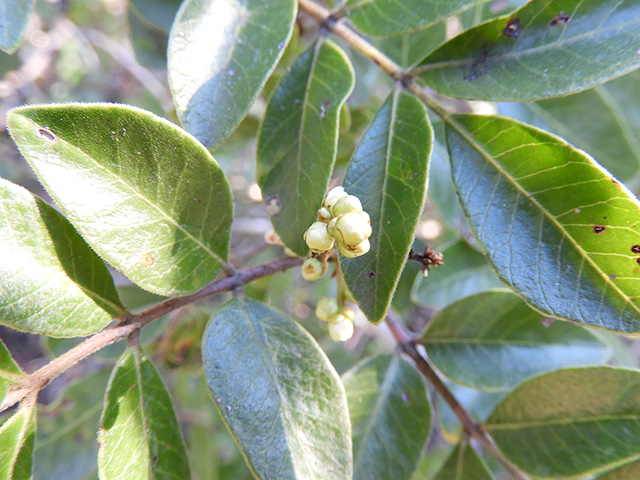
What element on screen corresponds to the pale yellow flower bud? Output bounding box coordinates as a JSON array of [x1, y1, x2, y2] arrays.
[[301, 257, 326, 281], [316, 297, 339, 321], [328, 317, 354, 342], [304, 222, 335, 253], [338, 238, 370, 258], [334, 211, 372, 247], [341, 307, 356, 321], [264, 228, 283, 246], [332, 194, 363, 217], [318, 207, 332, 222], [323, 186, 347, 213]]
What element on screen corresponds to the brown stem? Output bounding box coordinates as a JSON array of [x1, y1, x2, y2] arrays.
[[386, 312, 528, 480], [1, 256, 304, 412]]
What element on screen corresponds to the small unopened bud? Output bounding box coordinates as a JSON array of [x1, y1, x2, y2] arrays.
[[327, 217, 338, 238], [264, 228, 283, 246], [334, 211, 372, 247], [338, 238, 370, 258], [332, 195, 363, 217], [318, 207, 332, 223], [302, 257, 326, 281], [328, 317, 354, 342], [323, 186, 347, 212], [341, 307, 356, 321], [316, 297, 339, 321], [304, 221, 335, 253]]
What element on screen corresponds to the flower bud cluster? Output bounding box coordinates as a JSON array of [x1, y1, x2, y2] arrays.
[[303, 186, 372, 258], [315, 297, 355, 342]]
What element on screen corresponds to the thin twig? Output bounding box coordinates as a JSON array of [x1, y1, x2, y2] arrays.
[[1, 256, 303, 412], [386, 312, 529, 480]]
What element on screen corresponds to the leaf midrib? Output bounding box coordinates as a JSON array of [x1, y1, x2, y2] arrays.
[[446, 115, 640, 317], [487, 412, 640, 430]]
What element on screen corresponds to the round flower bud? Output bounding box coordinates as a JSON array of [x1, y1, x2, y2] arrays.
[[316, 298, 339, 321], [341, 307, 356, 321], [304, 222, 335, 253], [323, 186, 347, 212], [332, 195, 363, 217], [318, 207, 332, 223], [334, 211, 372, 247], [301, 257, 326, 281], [327, 217, 338, 238], [338, 238, 370, 258], [328, 317, 354, 342], [264, 228, 283, 246]]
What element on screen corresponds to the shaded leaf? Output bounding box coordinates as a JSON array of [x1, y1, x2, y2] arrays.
[[98, 347, 190, 480], [8, 103, 233, 297], [341, 89, 431, 324], [0, 339, 22, 406], [486, 367, 640, 478], [342, 355, 431, 480], [376, 23, 447, 70], [411, 240, 502, 309], [597, 460, 640, 479], [0, 0, 34, 54], [0, 397, 36, 480], [499, 69, 640, 181], [257, 40, 354, 256], [414, 0, 640, 101], [130, 0, 181, 32], [129, 10, 169, 71], [203, 297, 352, 479], [34, 369, 111, 480], [421, 291, 611, 391], [446, 114, 640, 333], [168, 0, 296, 148], [340, 0, 490, 36], [431, 441, 493, 480], [0, 177, 124, 337]]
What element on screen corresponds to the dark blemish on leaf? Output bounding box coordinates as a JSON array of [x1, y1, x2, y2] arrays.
[[320, 101, 330, 118], [550, 11, 571, 26], [226, 405, 232, 412], [36, 127, 56, 143], [197, 198, 202, 203], [564, 265, 571, 271], [593, 225, 606, 234], [632, 245, 640, 254], [265, 195, 281, 216], [401, 393, 410, 403], [368, 271, 376, 278], [636, 258, 640, 266], [610, 274, 617, 279], [142, 254, 155, 267], [612, 178, 621, 187], [465, 46, 492, 81], [503, 18, 522, 38]]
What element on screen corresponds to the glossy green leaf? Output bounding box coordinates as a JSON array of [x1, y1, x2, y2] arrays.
[[343, 355, 431, 480], [340, 0, 490, 36], [486, 367, 640, 478], [422, 291, 611, 391], [257, 40, 354, 256], [168, 0, 296, 148], [7, 103, 233, 297], [0, 339, 22, 406], [597, 461, 640, 480], [411, 240, 502, 309], [203, 297, 352, 479], [500, 69, 640, 181], [414, 0, 640, 101], [376, 22, 447, 69], [130, 0, 181, 32], [0, 177, 124, 337], [446, 114, 640, 333], [341, 89, 431, 324], [436, 383, 504, 443], [34, 369, 111, 480], [0, 0, 34, 54], [0, 398, 36, 480], [431, 442, 493, 480], [98, 347, 190, 480]]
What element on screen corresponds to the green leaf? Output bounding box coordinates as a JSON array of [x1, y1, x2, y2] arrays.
[[98, 347, 190, 480], [341, 89, 431, 324], [0, 0, 34, 54], [597, 461, 640, 479], [376, 23, 447, 69], [130, 0, 181, 32], [431, 442, 493, 480], [411, 240, 502, 309], [0, 398, 36, 480], [0, 339, 22, 406], [413, 0, 640, 101], [340, 0, 490, 37], [500, 69, 640, 181], [486, 367, 640, 478], [203, 297, 352, 479], [342, 355, 431, 480], [7, 103, 233, 297], [446, 114, 640, 333], [34, 369, 111, 480], [257, 40, 355, 256], [168, 0, 296, 148], [421, 291, 611, 391], [0, 177, 125, 337]]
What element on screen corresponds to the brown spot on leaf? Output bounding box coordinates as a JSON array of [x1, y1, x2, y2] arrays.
[[610, 274, 617, 279], [142, 254, 155, 267], [503, 18, 522, 37], [631, 245, 640, 254], [368, 271, 376, 278], [36, 127, 56, 143], [593, 225, 606, 234], [550, 11, 571, 26], [265, 195, 281, 216]]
